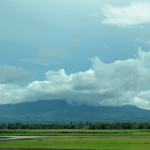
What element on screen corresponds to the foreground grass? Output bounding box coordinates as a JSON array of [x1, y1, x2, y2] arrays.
[[1, 137, 150, 150], [1, 129, 150, 136]]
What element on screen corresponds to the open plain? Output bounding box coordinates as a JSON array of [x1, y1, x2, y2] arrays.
[[1, 137, 150, 150], [0, 129, 150, 149]]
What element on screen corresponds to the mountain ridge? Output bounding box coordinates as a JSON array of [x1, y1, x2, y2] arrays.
[[0, 100, 150, 123]]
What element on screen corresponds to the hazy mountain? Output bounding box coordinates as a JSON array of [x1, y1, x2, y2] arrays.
[[0, 100, 150, 123]]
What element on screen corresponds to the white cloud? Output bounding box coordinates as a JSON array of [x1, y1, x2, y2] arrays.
[[2, 49, 150, 110], [0, 84, 27, 104], [101, 1, 150, 27], [0, 65, 31, 84]]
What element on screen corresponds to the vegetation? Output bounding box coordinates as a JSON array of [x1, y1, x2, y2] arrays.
[[1, 122, 150, 130], [1, 123, 150, 149], [1, 137, 150, 149], [1, 129, 150, 136]]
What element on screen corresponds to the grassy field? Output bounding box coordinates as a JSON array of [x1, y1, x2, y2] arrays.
[[1, 137, 150, 149], [1, 129, 150, 136], [1, 129, 150, 149]]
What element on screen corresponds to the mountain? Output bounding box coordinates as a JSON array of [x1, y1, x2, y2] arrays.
[[0, 100, 150, 123]]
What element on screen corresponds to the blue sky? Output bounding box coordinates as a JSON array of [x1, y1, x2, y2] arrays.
[[1, 0, 150, 109]]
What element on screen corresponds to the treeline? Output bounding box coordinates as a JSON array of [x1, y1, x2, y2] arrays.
[[1, 122, 150, 129], [89, 122, 150, 129]]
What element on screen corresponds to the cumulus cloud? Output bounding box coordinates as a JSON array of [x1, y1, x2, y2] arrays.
[[101, 1, 150, 27], [2, 50, 150, 110], [0, 65, 31, 84]]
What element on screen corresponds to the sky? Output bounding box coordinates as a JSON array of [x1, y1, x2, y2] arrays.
[[1, 0, 150, 110]]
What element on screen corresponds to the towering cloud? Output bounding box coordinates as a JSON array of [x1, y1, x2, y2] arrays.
[[1, 50, 150, 110]]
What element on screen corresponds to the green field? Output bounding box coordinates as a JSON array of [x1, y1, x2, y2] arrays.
[[1, 129, 150, 136], [1, 129, 150, 149], [1, 137, 150, 150]]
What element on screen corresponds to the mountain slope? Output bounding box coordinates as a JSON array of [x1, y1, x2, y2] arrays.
[[0, 100, 150, 123]]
